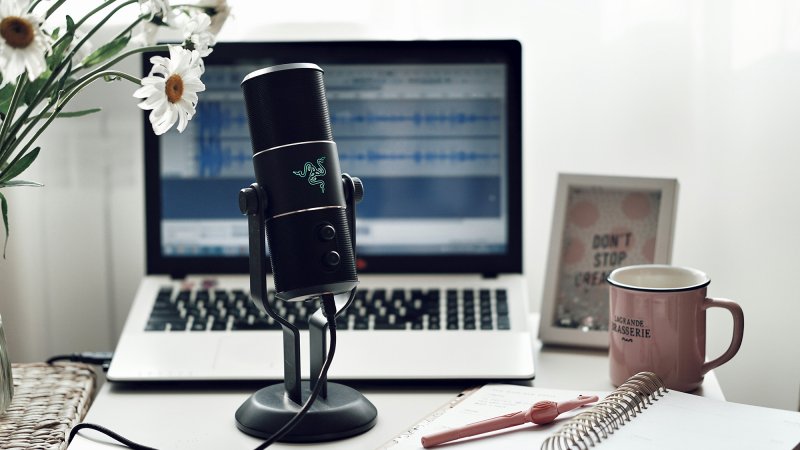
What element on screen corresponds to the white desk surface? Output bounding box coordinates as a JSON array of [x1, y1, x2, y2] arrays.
[[68, 315, 724, 450]]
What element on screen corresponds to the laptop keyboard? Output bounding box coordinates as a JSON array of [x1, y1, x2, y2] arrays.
[[145, 287, 510, 332]]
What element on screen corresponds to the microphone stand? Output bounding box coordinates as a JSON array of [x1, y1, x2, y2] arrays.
[[235, 174, 377, 442]]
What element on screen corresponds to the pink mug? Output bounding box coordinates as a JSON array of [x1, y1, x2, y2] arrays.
[[607, 265, 744, 392]]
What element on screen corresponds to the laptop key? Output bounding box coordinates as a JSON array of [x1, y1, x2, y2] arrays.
[[496, 298, 509, 315], [168, 321, 187, 331], [374, 322, 406, 330], [497, 316, 510, 330], [145, 322, 167, 331]]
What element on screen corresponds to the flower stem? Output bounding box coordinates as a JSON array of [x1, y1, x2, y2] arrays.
[[3, 0, 139, 158], [50, 0, 117, 51], [72, 0, 121, 30], [0, 76, 28, 166], [65, 0, 139, 72], [5, 0, 144, 161], [32, 0, 135, 111], [72, 16, 146, 73], [15, 71, 142, 159], [44, 0, 69, 19], [65, 45, 169, 94]]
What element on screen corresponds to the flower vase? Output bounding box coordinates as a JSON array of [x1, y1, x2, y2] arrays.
[[0, 314, 13, 415]]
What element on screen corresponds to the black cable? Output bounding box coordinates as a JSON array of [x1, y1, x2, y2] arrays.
[[63, 294, 343, 450], [68, 422, 159, 450], [47, 351, 114, 371], [252, 293, 339, 449]]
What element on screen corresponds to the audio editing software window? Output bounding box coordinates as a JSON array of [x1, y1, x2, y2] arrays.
[[159, 61, 509, 257]]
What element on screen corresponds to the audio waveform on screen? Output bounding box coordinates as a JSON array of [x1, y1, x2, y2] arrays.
[[329, 111, 499, 126], [193, 101, 253, 177], [195, 142, 252, 177], [196, 101, 249, 130], [338, 149, 499, 164], [184, 98, 503, 178], [328, 99, 503, 140]]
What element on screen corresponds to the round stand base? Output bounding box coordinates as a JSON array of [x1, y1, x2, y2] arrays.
[[235, 381, 377, 442]]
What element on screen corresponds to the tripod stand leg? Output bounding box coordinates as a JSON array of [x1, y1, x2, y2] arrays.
[[241, 184, 303, 404], [309, 301, 330, 399], [281, 325, 302, 404], [236, 182, 376, 442]]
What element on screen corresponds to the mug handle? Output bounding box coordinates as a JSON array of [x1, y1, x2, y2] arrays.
[[701, 297, 745, 375]]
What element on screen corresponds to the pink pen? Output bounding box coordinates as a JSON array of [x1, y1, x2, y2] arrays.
[[420, 394, 599, 448]]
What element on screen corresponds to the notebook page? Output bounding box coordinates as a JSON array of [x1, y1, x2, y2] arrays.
[[383, 384, 607, 449], [599, 390, 800, 450]]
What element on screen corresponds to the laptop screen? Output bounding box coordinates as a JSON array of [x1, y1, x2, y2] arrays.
[[144, 40, 522, 276]]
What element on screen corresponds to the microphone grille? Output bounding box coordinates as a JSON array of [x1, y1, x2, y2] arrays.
[[241, 64, 333, 153]]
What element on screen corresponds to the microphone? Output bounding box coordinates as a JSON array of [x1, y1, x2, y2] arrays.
[[240, 63, 357, 302], [235, 63, 376, 443]]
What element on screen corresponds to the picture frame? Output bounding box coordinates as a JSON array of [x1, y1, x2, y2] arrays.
[[539, 173, 679, 348]]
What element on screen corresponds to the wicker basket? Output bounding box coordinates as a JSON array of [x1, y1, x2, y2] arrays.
[[0, 363, 97, 450]]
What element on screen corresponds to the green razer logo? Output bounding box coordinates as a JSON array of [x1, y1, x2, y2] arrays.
[[293, 156, 327, 193]]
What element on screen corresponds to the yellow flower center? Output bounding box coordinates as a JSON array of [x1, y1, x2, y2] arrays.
[[0, 16, 35, 49], [165, 74, 184, 103]]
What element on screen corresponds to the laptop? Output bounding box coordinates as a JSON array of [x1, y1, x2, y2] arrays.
[[107, 40, 534, 382]]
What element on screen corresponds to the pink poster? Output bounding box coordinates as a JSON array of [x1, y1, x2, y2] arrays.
[[553, 187, 662, 331]]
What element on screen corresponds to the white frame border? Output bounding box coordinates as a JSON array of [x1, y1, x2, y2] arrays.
[[538, 173, 679, 348]]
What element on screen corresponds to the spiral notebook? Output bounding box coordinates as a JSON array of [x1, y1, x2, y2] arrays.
[[383, 373, 800, 450]]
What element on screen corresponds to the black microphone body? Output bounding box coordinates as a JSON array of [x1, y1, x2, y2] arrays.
[[241, 63, 357, 301]]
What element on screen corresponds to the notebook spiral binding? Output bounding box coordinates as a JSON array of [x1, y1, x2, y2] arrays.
[[541, 372, 668, 450]]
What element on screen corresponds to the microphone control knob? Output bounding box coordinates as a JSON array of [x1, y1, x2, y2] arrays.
[[318, 224, 336, 241], [323, 251, 341, 267], [352, 177, 365, 203], [238, 187, 259, 215]]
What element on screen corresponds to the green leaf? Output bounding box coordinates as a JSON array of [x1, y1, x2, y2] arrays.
[[48, 32, 74, 67], [20, 72, 50, 106], [66, 15, 75, 34], [58, 107, 102, 119], [0, 147, 40, 184], [0, 83, 15, 116], [51, 26, 60, 41], [1, 191, 8, 258], [55, 59, 72, 94], [25, 107, 101, 122], [81, 32, 131, 69], [0, 180, 43, 188]]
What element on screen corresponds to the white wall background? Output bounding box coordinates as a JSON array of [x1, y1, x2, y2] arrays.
[[0, 0, 798, 411]]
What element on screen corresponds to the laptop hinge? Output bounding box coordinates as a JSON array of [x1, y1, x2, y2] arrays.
[[482, 272, 499, 279]]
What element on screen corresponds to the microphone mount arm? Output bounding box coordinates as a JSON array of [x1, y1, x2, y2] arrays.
[[239, 174, 364, 405]]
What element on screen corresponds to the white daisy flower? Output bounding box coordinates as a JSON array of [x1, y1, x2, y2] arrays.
[[139, 0, 174, 24], [0, 0, 50, 85], [182, 13, 215, 57], [133, 45, 205, 135]]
